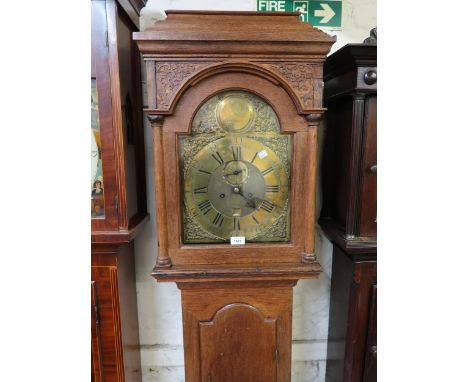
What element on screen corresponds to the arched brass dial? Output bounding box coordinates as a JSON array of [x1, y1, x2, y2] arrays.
[[180, 90, 291, 243]]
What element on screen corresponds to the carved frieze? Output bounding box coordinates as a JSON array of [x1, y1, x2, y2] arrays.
[[153, 61, 323, 112], [155, 62, 213, 110], [259, 63, 323, 110]]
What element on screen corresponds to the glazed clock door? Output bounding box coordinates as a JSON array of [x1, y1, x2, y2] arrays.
[[180, 91, 292, 244]]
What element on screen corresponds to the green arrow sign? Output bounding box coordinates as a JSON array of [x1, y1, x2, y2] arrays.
[[257, 0, 342, 29]]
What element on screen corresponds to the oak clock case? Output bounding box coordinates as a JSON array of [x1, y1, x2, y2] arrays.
[[134, 10, 335, 382], [91, 1, 147, 381]]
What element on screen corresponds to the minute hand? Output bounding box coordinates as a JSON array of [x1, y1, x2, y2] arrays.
[[238, 188, 265, 209]]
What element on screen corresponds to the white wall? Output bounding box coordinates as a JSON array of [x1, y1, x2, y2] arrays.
[[134, 1, 376, 381]]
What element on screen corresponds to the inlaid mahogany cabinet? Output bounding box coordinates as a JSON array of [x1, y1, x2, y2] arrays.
[[319, 43, 377, 382], [134, 11, 335, 381], [91, 1, 147, 381]]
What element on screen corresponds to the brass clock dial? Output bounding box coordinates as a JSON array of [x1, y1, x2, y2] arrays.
[[184, 136, 289, 241], [180, 91, 291, 243]]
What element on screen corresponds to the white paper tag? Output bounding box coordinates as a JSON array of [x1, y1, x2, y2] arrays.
[[258, 150, 268, 159], [230, 236, 245, 245]]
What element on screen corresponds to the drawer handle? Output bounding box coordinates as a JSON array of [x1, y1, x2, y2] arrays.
[[369, 165, 377, 174], [364, 70, 377, 85], [370, 345, 377, 358]]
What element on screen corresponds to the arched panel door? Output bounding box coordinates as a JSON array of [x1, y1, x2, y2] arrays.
[[200, 303, 278, 382]]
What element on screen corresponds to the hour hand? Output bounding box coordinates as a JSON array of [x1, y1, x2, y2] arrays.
[[224, 169, 242, 177]]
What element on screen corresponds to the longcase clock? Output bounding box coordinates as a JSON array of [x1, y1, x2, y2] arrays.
[[320, 40, 377, 382], [91, 1, 147, 381], [134, 11, 335, 381]]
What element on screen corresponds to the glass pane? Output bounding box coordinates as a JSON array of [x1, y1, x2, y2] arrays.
[[91, 79, 105, 218]]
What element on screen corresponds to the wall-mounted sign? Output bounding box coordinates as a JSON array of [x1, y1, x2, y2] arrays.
[[257, 0, 342, 30]]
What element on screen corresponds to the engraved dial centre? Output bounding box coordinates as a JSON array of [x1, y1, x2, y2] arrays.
[[208, 159, 266, 218]]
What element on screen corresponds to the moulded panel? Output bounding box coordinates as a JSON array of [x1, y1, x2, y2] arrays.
[[200, 303, 278, 381]]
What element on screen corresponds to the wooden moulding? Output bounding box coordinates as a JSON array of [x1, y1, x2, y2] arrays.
[[153, 262, 322, 283], [318, 219, 377, 259], [323, 43, 377, 81], [134, 10, 336, 56], [91, 213, 149, 244]]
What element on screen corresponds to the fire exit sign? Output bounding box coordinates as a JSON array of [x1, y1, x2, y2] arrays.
[[257, 0, 342, 29]]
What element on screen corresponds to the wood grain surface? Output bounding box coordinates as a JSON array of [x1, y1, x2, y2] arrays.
[[179, 280, 294, 382]]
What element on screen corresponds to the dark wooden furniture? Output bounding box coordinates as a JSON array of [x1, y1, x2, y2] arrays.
[[91, 1, 147, 381], [134, 11, 335, 381], [319, 43, 377, 382]]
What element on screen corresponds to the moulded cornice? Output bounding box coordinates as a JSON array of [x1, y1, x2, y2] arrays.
[[134, 10, 335, 56]]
